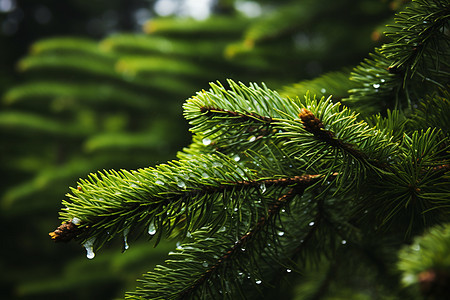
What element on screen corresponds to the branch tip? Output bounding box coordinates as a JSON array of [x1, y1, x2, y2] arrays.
[[49, 220, 80, 243]]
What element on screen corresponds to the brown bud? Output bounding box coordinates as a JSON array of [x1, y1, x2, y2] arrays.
[[298, 108, 324, 133], [49, 220, 80, 243]]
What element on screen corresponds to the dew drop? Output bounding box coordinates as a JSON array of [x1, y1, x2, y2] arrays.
[[155, 179, 164, 185], [202, 172, 209, 178], [241, 248, 246, 252], [260, 183, 266, 193], [212, 162, 222, 168], [309, 221, 315, 226], [176, 242, 183, 250], [83, 237, 96, 259], [255, 279, 262, 285], [202, 261, 209, 267], [234, 207, 238, 212], [281, 209, 286, 213], [341, 240, 347, 245], [412, 244, 420, 251], [320, 88, 326, 93], [123, 228, 130, 250], [186, 232, 192, 238], [373, 83, 380, 89], [218, 226, 226, 232], [71, 217, 81, 225], [380, 78, 386, 83], [249, 136, 256, 142], [286, 269, 292, 273], [148, 223, 156, 235], [277, 231, 285, 236], [202, 138, 212, 146], [233, 155, 241, 162], [177, 180, 186, 189]]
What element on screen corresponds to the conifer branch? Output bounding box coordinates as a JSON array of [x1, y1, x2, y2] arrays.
[[297, 108, 371, 166], [199, 105, 273, 124], [177, 188, 299, 299]]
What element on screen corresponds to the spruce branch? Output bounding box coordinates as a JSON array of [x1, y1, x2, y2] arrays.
[[346, 0, 450, 112], [128, 175, 340, 299], [51, 148, 334, 250]]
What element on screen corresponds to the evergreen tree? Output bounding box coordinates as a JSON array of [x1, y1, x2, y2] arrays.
[[2, 0, 447, 299], [1, 0, 391, 298], [49, 0, 450, 298]]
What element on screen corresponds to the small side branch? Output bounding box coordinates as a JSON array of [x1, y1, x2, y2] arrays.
[[178, 184, 309, 299], [200, 105, 273, 124], [298, 108, 380, 167]]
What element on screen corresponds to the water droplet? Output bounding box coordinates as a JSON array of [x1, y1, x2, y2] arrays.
[[71, 217, 81, 225], [202, 172, 209, 178], [130, 184, 138, 188], [241, 248, 246, 252], [238, 271, 244, 276], [373, 83, 380, 89], [148, 223, 156, 235], [186, 232, 192, 238], [260, 183, 266, 193], [202, 261, 209, 267], [176, 242, 183, 250], [277, 231, 285, 236], [341, 240, 347, 245], [202, 138, 211, 146], [177, 180, 186, 189], [286, 269, 292, 273], [309, 221, 315, 226], [123, 228, 130, 250], [249, 136, 256, 142], [281, 209, 286, 213], [233, 155, 241, 162], [320, 88, 326, 93], [218, 226, 226, 232], [255, 279, 262, 285], [212, 162, 222, 168], [83, 237, 96, 259], [155, 180, 164, 185], [234, 207, 238, 212], [364, 209, 368, 214], [412, 244, 420, 251], [380, 78, 386, 83]]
